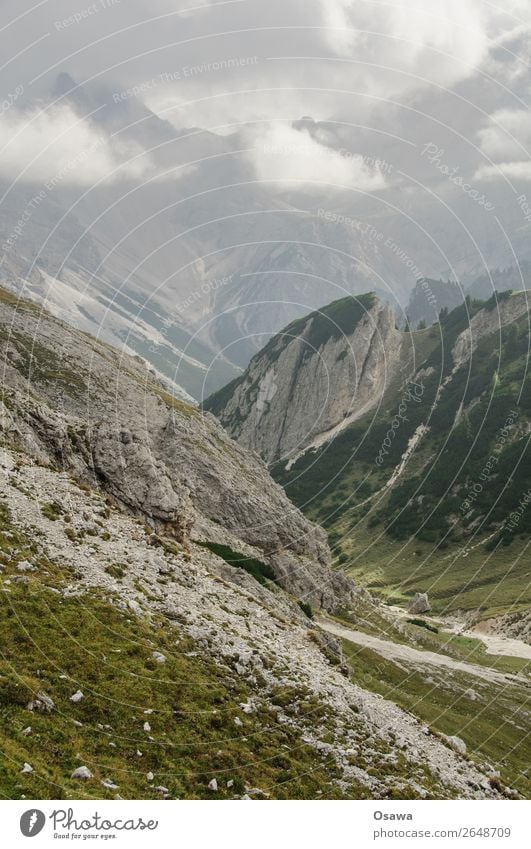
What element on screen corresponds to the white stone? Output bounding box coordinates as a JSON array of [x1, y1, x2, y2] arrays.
[[71, 766, 93, 780], [446, 736, 467, 756], [69, 690, 84, 703]]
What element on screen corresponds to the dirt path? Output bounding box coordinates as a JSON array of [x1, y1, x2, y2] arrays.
[[319, 618, 526, 686], [386, 605, 531, 662], [455, 628, 531, 661]]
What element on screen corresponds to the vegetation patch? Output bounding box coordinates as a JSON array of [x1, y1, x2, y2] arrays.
[[196, 541, 277, 586]]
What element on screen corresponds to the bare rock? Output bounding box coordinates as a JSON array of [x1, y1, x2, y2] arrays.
[[27, 691, 55, 713], [71, 766, 93, 780], [446, 735, 467, 756], [69, 690, 84, 703], [407, 593, 431, 615]]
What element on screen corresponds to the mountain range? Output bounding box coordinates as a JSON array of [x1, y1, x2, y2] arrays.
[[3, 73, 531, 403]]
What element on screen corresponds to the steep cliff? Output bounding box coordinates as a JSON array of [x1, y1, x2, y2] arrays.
[[204, 294, 403, 463]]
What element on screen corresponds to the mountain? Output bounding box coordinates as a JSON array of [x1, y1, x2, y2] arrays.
[[0, 284, 349, 610], [204, 295, 403, 463], [206, 291, 531, 625], [0, 282, 512, 800], [405, 278, 465, 328], [406, 267, 531, 330], [467, 261, 531, 300], [4, 74, 531, 404]]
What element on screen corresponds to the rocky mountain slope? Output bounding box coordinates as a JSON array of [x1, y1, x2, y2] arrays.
[[204, 295, 403, 463], [208, 290, 531, 624], [0, 444, 511, 800], [0, 286, 359, 610], [0, 284, 512, 799]]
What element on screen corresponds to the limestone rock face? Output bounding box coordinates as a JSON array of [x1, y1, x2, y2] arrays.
[[204, 296, 403, 464], [0, 288, 347, 610]]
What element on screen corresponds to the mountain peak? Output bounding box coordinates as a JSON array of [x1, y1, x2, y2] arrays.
[[204, 293, 401, 463]]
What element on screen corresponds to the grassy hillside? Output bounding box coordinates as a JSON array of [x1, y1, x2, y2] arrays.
[[0, 494, 353, 800], [274, 295, 531, 618]]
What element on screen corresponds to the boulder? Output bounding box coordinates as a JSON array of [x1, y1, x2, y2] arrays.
[[407, 593, 431, 615], [69, 690, 84, 703], [446, 735, 467, 756], [71, 766, 93, 780], [27, 691, 55, 713]]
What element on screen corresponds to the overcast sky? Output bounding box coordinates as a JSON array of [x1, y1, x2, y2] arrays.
[[1, 1, 530, 192]]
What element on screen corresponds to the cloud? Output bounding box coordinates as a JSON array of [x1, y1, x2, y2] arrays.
[[318, 0, 489, 80], [247, 122, 387, 190], [474, 107, 531, 181], [0, 105, 153, 186], [477, 108, 531, 160], [476, 160, 531, 181]]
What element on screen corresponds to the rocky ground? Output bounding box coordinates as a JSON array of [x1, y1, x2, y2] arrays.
[[0, 445, 514, 799]]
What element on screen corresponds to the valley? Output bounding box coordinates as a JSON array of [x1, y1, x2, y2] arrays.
[[1, 284, 519, 799]]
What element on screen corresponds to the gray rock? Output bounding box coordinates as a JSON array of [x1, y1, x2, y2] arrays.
[[208, 778, 218, 791], [446, 736, 467, 756], [16, 560, 35, 572], [69, 690, 84, 703], [71, 766, 93, 780], [21, 763, 33, 774], [27, 691, 55, 713], [407, 593, 431, 615]]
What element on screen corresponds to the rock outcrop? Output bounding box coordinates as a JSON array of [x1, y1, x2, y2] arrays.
[[0, 287, 348, 611], [407, 593, 432, 615], [452, 291, 529, 366], [204, 294, 403, 464]]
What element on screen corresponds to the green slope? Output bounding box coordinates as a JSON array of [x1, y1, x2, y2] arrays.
[[273, 294, 531, 618]]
